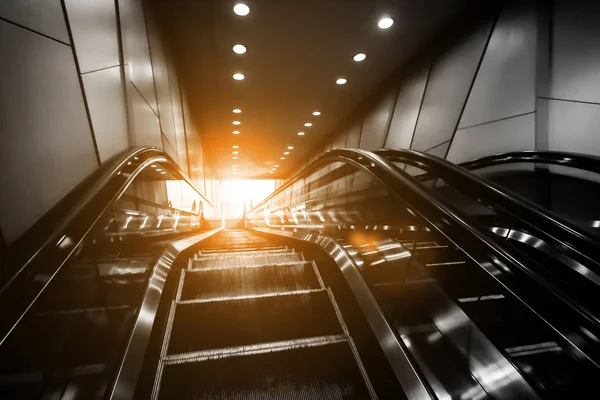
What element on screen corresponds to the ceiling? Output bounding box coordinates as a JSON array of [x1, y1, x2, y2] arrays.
[[150, 0, 470, 179]]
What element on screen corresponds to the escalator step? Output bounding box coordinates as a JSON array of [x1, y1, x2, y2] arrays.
[[192, 252, 302, 269], [181, 262, 321, 301], [157, 342, 371, 400], [167, 291, 342, 355]]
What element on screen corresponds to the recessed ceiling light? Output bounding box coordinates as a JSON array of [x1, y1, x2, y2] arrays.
[[233, 145, 239, 148], [274, 164, 279, 167], [233, 156, 238, 159], [336, 78, 347, 85], [233, 108, 242, 113], [280, 157, 285, 160], [378, 17, 394, 29], [312, 111, 321, 116], [233, 73, 245, 81], [270, 171, 275, 174], [232, 44, 247, 55], [233, 121, 241, 125], [233, 151, 239, 154], [233, 3, 250, 16], [353, 53, 367, 62], [151, 165, 157, 168], [287, 146, 294, 149], [284, 151, 290, 155], [233, 130, 240, 134], [304, 122, 312, 127], [297, 132, 305, 136], [161, 171, 167, 174], [232, 165, 237, 167]]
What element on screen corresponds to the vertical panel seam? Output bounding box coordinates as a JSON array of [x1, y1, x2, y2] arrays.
[[356, 118, 365, 149], [141, 0, 161, 125], [60, 0, 102, 165], [382, 87, 401, 148], [179, 78, 193, 177], [443, 13, 500, 160]]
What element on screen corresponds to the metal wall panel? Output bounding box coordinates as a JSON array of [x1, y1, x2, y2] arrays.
[[426, 141, 451, 158], [447, 112, 535, 163], [551, 0, 600, 103], [127, 80, 162, 148], [359, 90, 397, 151], [345, 122, 362, 148], [331, 130, 348, 149], [384, 65, 429, 149], [411, 19, 493, 151], [82, 66, 129, 162], [0, 21, 97, 244], [459, 1, 536, 128], [64, 0, 120, 73], [119, 0, 158, 114], [0, 0, 69, 43], [547, 99, 600, 156]]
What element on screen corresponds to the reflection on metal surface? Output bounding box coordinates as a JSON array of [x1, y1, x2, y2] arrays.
[[254, 227, 432, 400], [108, 228, 222, 400]]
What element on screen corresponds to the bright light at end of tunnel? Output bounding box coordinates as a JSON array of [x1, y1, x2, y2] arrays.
[[298, 132, 305, 136], [378, 17, 394, 29], [233, 73, 245, 81], [233, 3, 250, 16], [313, 111, 321, 116], [232, 108, 242, 113], [233, 130, 240, 134], [232, 45, 247, 55], [304, 122, 312, 127], [353, 53, 367, 62], [233, 121, 241, 125], [336, 78, 347, 85]]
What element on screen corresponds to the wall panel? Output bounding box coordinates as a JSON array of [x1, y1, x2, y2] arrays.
[[385, 65, 429, 149], [0, 21, 97, 243], [411, 19, 493, 151], [359, 90, 397, 151], [547, 99, 600, 156], [447, 112, 535, 163], [0, 0, 68, 43], [345, 122, 362, 148], [459, 1, 537, 128], [127, 81, 162, 147]]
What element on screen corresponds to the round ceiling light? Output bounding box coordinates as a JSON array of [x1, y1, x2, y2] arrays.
[[270, 171, 275, 174], [233, 151, 239, 154], [378, 17, 394, 29], [233, 130, 240, 134], [233, 73, 245, 81], [233, 156, 238, 159], [232, 145, 239, 148], [304, 122, 312, 127], [233, 3, 250, 16], [297, 132, 305, 136], [312, 111, 321, 116], [283, 151, 290, 155], [274, 164, 279, 167], [232, 165, 237, 168], [280, 157, 285, 160], [336, 78, 347, 85], [233, 44, 247, 55], [353, 53, 367, 62], [233, 108, 242, 113], [287, 146, 294, 149], [233, 121, 241, 125]]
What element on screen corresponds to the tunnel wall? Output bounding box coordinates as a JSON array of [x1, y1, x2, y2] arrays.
[[299, 0, 600, 170], [0, 0, 209, 245]]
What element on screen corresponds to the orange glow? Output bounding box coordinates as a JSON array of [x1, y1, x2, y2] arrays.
[[220, 179, 276, 218]]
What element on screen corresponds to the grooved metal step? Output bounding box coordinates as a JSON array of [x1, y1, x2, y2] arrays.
[[192, 252, 303, 269]]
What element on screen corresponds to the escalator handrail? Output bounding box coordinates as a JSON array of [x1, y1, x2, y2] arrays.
[[459, 150, 600, 175], [0, 146, 212, 346], [247, 148, 600, 367], [375, 148, 600, 280]]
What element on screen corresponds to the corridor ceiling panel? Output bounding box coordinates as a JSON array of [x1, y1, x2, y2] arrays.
[[151, 0, 468, 178]]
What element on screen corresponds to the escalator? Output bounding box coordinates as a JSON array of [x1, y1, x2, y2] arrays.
[[2, 146, 600, 399]]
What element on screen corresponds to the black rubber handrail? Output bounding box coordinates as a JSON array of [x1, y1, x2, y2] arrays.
[[0, 147, 212, 346], [249, 148, 600, 367], [459, 150, 600, 175], [375, 149, 600, 281]]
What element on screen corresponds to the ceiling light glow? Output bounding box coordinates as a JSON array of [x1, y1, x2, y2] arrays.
[[233, 121, 241, 125], [378, 17, 394, 29], [284, 151, 290, 155], [233, 156, 238, 159], [233, 3, 250, 16], [353, 53, 367, 62], [280, 157, 285, 160], [233, 108, 242, 113], [233, 130, 240, 134], [233, 151, 239, 154], [313, 111, 321, 116], [232, 145, 239, 148], [304, 122, 312, 127], [274, 164, 279, 167], [232, 44, 247, 55], [297, 132, 305, 136], [233, 73, 245, 81], [287, 146, 294, 149], [336, 78, 347, 85]]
